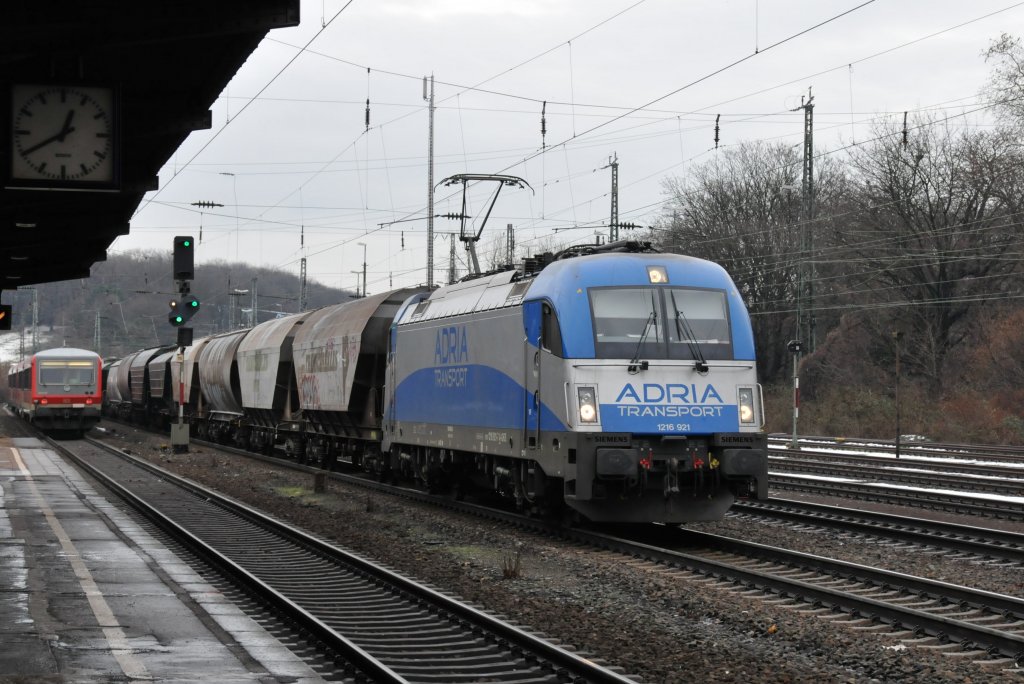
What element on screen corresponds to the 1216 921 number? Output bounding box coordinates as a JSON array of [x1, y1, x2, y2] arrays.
[[657, 423, 691, 432]]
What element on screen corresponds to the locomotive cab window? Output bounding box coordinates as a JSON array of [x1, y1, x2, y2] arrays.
[[38, 360, 96, 386], [589, 286, 732, 360], [540, 302, 564, 357], [666, 288, 732, 360], [590, 288, 663, 359]]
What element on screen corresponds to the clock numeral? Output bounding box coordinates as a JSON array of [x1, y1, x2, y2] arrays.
[[94, 151, 106, 159], [38, 162, 47, 174], [14, 129, 30, 136], [20, 108, 32, 118], [80, 163, 89, 175]]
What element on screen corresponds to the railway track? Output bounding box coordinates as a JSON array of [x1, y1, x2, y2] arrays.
[[89, 426, 1024, 671], [769, 457, 1024, 496], [54, 435, 639, 684], [768, 471, 1024, 520], [730, 498, 1024, 566], [769, 434, 1024, 466], [84, 421, 1024, 673], [770, 450, 1024, 481], [592, 524, 1024, 669]]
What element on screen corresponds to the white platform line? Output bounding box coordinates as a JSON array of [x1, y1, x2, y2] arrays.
[[11, 447, 152, 681]]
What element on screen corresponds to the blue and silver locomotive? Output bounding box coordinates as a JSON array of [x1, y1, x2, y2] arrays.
[[383, 241, 767, 523]]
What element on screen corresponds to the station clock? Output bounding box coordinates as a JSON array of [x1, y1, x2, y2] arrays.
[[8, 84, 119, 190]]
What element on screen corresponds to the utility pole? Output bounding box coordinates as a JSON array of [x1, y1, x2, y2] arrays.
[[793, 88, 816, 352], [228, 289, 247, 329], [608, 153, 619, 242], [506, 223, 515, 266], [250, 278, 258, 327], [424, 75, 435, 288], [358, 242, 367, 298], [31, 288, 38, 353], [93, 311, 101, 353], [893, 330, 903, 459], [299, 257, 308, 312], [448, 237, 457, 284]]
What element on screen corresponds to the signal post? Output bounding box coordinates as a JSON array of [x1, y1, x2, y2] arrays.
[[169, 236, 199, 453]]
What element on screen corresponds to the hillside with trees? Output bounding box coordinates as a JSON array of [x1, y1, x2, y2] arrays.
[[0, 251, 356, 361]]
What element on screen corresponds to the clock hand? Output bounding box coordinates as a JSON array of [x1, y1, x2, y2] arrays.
[[57, 110, 76, 141], [20, 131, 66, 155], [20, 110, 78, 155]]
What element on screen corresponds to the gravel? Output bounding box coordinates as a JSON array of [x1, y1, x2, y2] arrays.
[[94, 422, 1024, 683]]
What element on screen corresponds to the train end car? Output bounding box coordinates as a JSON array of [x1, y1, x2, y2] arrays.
[[383, 242, 768, 524], [8, 347, 103, 436]]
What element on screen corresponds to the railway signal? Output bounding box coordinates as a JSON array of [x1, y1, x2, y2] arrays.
[[168, 298, 184, 326], [173, 235, 195, 280], [167, 294, 199, 326], [0, 304, 11, 330], [169, 236, 198, 454]]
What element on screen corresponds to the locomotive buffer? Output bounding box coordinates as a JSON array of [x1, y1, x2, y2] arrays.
[[169, 236, 199, 452]]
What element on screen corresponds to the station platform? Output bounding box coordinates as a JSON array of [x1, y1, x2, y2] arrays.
[[0, 436, 324, 683]]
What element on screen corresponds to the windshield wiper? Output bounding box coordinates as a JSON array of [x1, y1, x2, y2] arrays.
[[628, 303, 656, 374], [670, 290, 709, 374]]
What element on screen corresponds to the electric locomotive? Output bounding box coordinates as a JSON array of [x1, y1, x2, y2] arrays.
[[383, 241, 767, 523], [8, 347, 103, 436]]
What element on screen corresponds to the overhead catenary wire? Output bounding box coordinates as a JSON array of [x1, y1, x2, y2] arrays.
[[128, 1, 1024, 299]]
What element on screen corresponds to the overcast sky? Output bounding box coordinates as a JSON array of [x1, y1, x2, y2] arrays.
[[120, 0, 1023, 298]]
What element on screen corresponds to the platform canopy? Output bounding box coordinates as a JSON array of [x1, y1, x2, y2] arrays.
[[0, 0, 299, 287]]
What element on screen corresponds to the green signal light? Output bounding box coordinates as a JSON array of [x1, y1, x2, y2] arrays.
[[174, 315, 183, 323], [183, 240, 191, 247], [189, 300, 198, 307]]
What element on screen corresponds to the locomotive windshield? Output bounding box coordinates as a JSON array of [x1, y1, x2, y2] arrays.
[[590, 286, 732, 360], [38, 360, 96, 386]]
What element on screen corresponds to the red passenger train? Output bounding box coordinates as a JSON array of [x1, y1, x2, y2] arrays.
[[8, 348, 103, 436]]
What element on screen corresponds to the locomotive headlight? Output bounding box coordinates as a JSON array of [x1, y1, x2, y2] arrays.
[[578, 386, 598, 424], [647, 265, 669, 284], [738, 387, 756, 424]]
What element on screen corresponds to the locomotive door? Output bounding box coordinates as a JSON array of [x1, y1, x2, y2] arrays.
[[523, 301, 543, 450]]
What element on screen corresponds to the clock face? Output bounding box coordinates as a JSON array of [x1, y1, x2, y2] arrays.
[[10, 85, 116, 185]]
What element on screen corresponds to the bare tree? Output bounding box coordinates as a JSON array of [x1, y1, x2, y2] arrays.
[[655, 140, 847, 383], [837, 116, 1024, 387], [984, 33, 1024, 127]]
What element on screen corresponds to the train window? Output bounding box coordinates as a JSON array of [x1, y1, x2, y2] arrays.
[[589, 286, 733, 360], [540, 302, 564, 357], [38, 360, 96, 386], [665, 288, 733, 360], [590, 288, 663, 359]]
